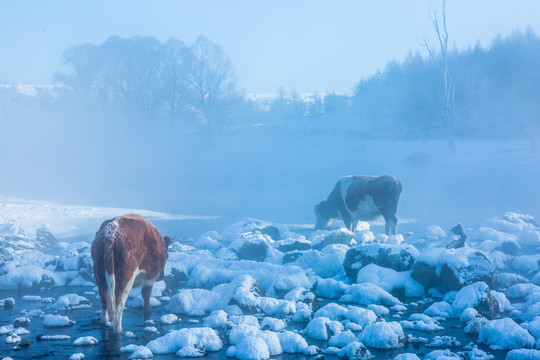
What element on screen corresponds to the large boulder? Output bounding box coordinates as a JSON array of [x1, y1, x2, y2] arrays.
[[452, 282, 501, 319], [343, 243, 419, 280], [273, 235, 311, 253], [229, 233, 274, 262], [411, 247, 496, 292]]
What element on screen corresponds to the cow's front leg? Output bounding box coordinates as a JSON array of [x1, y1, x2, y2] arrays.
[[384, 214, 398, 235], [142, 284, 153, 321], [350, 219, 358, 232]]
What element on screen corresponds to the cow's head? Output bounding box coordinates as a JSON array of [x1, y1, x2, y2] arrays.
[[158, 236, 175, 281], [314, 201, 335, 229]]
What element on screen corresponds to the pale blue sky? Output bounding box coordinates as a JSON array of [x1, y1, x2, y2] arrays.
[[2, 0, 540, 93]]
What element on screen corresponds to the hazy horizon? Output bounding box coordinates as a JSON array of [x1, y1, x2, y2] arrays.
[[2, 1, 540, 93]]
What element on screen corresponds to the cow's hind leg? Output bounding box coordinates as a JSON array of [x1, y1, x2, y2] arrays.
[[92, 270, 112, 325], [98, 290, 110, 324], [142, 284, 153, 321], [112, 268, 140, 333], [93, 268, 110, 324]]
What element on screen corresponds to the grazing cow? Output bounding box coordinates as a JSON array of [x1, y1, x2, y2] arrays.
[[315, 175, 402, 235], [91, 214, 172, 333]]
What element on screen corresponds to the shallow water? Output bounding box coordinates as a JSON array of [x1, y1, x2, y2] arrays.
[[0, 286, 511, 360]]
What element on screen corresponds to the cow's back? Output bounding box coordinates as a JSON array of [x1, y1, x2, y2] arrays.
[[340, 175, 401, 220], [113, 214, 166, 281]]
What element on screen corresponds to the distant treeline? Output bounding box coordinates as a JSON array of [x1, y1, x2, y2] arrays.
[[1, 29, 539, 140]]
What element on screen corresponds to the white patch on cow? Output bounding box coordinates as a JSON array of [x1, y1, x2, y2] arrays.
[[104, 218, 121, 240], [353, 195, 380, 219], [105, 271, 116, 324], [340, 177, 381, 220], [113, 267, 142, 333]]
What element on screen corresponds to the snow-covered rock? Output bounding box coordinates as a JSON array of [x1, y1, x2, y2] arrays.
[[356, 263, 424, 297], [358, 321, 405, 349], [393, 354, 420, 360], [290, 246, 348, 278], [345, 306, 377, 328], [343, 243, 419, 280], [51, 293, 91, 310], [498, 273, 529, 289], [176, 345, 205, 357], [310, 228, 356, 250], [367, 304, 389, 316], [339, 283, 401, 306], [400, 313, 444, 332], [426, 335, 461, 347], [452, 282, 501, 319], [329, 330, 357, 347], [235, 336, 270, 360], [337, 341, 373, 359], [73, 336, 99, 346], [305, 316, 343, 340], [478, 317, 535, 350], [512, 255, 540, 274], [411, 247, 496, 292], [273, 235, 311, 253], [220, 219, 290, 246], [506, 349, 540, 360], [228, 232, 276, 262], [424, 349, 461, 359], [203, 310, 228, 328], [424, 301, 453, 318], [261, 317, 286, 331], [505, 283, 540, 299], [120, 345, 153, 359], [277, 331, 308, 353], [160, 313, 179, 325], [42, 314, 75, 327], [146, 327, 222, 354]]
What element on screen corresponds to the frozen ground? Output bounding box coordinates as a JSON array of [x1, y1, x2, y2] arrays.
[[1, 208, 540, 360]]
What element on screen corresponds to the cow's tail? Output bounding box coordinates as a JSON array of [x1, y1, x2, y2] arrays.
[[103, 219, 119, 329], [394, 177, 403, 200]]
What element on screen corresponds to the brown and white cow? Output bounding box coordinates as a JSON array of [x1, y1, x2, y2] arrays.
[[315, 175, 402, 235], [91, 214, 172, 333]]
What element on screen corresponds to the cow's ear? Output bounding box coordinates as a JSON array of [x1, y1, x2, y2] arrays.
[[164, 236, 174, 248]]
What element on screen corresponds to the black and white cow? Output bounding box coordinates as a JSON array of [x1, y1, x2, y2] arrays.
[[314, 175, 402, 234]]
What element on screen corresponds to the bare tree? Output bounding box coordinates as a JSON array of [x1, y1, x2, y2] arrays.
[[421, 0, 456, 150], [158, 38, 189, 120], [185, 36, 236, 130]]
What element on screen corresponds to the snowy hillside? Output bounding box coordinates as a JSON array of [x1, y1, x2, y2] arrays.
[[0, 197, 218, 238]]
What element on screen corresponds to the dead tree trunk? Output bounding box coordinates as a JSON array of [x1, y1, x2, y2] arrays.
[[422, 0, 456, 151]]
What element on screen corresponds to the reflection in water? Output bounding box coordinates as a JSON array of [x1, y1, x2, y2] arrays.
[[100, 326, 123, 359]]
